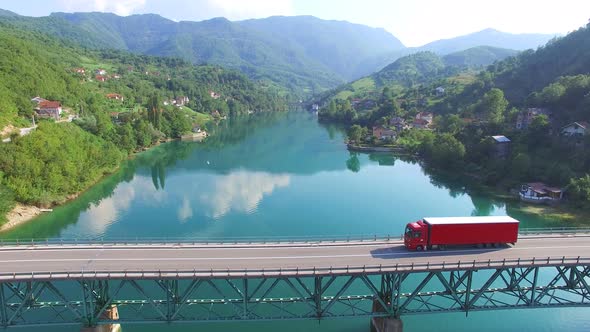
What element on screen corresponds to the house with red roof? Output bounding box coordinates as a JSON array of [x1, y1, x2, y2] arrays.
[[35, 100, 62, 120], [106, 93, 124, 101]]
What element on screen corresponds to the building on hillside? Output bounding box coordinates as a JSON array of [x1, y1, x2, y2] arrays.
[[516, 108, 551, 130], [175, 96, 190, 107], [106, 93, 124, 101], [35, 100, 62, 120], [111, 74, 121, 79], [209, 91, 221, 99], [519, 182, 564, 204], [95, 75, 107, 82], [73, 68, 85, 74], [211, 110, 221, 118], [491, 135, 511, 159], [389, 117, 408, 131], [435, 86, 445, 96], [561, 121, 589, 137], [95, 69, 107, 75], [412, 118, 430, 129], [416, 112, 433, 123], [410, 112, 434, 129], [31, 96, 47, 105], [372, 126, 396, 140]]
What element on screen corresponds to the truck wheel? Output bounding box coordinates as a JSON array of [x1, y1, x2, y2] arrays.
[[416, 245, 424, 251]]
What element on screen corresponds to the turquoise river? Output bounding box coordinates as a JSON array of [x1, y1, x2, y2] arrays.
[[2, 111, 589, 331]]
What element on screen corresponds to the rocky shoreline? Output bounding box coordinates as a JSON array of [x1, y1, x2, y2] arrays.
[[1, 204, 42, 233]]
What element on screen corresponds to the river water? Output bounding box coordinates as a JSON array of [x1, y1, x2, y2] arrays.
[[3, 111, 589, 331]]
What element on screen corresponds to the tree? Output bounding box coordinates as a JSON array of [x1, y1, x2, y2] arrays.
[[568, 175, 590, 208], [147, 94, 162, 130], [427, 133, 466, 169], [480, 88, 508, 124], [348, 124, 364, 143], [510, 153, 531, 180]]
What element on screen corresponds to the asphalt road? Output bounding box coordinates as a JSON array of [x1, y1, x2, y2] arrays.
[[0, 235, 588, 278]]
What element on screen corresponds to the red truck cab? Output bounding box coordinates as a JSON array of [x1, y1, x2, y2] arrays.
[[404, 220, 428, 250]]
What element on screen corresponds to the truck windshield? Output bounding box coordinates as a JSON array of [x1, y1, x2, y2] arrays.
[[405, 226, 413, 237]]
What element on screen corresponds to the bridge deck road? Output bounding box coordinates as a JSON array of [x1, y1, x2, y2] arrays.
[[0, 235, 588, 276]]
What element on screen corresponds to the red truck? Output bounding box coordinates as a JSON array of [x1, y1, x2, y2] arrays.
[[404, 216, 519, 251]]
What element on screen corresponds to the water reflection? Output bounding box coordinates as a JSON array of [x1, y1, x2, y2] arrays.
[[0, 111, 570, 240], [198, 171, 291, 219]]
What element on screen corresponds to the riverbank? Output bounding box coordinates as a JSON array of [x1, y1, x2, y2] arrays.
[[1, 204, 42, 233], [346, 142, 407, 153], [0, 133, 209, 233]]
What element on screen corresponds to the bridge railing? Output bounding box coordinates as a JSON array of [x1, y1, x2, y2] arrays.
[[0, 227, 588, 247], [1, 256, 588, 281]]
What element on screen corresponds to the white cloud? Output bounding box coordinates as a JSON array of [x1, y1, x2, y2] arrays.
[[199, 170, 291, 218], [59, 0, 146, 16], [205, 0, 294, 20], [78, 176, 167, 235], [177, 196, 193, 222]]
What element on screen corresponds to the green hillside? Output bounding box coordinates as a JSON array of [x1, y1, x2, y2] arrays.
[[0, 23, 287, 215], [318, 22, 590, 209], [443, 46, 519, 68]]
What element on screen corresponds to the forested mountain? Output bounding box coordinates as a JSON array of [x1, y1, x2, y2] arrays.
[[0, 12, 405, 96], [420, 28, 555, 55], [239, 16, 404, 80], [0, 9, 555, 97], [442, 46, 519, 68]]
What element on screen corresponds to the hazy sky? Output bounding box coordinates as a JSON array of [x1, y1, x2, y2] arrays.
[[1, 0, 589, 46]]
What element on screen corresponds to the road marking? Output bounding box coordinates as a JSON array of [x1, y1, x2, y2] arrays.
[[0, 245, 589, 264]]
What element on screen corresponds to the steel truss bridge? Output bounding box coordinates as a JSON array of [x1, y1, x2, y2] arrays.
[[0, 231, 588, 329]]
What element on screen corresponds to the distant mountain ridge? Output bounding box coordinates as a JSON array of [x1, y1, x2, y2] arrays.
[[0, 9, 558, 96], [419, 28, 555, 54]]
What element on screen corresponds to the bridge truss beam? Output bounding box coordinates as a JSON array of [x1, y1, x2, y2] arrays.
[[0, 265, 588, 328]]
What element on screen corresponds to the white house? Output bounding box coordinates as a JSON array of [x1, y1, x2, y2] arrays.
[[561, 122, 588, 137]]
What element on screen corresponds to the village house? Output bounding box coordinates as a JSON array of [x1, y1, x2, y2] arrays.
[[411, 112, 434, 129], [211, 110, 221, 118], [435, 86, 445, 96], [31, 96, 47, 105], [389, 117, 408, 132], [95, 69, 107, 76], [491, 135, 511, 159], [35, 100, 62, 120], [561, 121, 588, 137], [73, 68, 85, 74], [372, 126, 396, 141], [519, 182, 564, 204], [111, 74, 121, 79], [95, 75, 107, 82], [209, 91, 221, 99], [416, 112, 433, 123], [516, 108, 552, 130], [412, 118, 430, 129], [106, 93, 124, 101], [175, 96, 189, 107]]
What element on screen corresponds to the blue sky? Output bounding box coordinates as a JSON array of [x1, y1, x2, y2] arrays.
[[0, 0, 588, 46]]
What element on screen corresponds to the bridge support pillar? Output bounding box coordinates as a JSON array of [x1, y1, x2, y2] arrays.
[[370, 317, 403, 332], [80, 305, 121, 332]]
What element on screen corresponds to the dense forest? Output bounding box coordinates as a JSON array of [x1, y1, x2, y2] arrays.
[[318, 22, 590, 208], [0, 22, 287, 222]]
